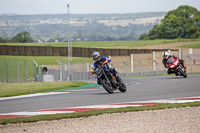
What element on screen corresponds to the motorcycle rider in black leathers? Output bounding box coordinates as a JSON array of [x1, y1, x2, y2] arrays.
[[162, 51, 185, 75]]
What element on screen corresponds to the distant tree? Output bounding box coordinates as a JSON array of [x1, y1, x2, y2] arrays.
[[48, 38, 56, 42], [89, 35, 98, 41], [140, 6, 200, 40], [139, 34, 149, 40], [127, 31, 137, 40], [119, 36, 128, 41], [12, 31, 34, 43], [106, 36, 117, 41], [0, 37, 7, 43]]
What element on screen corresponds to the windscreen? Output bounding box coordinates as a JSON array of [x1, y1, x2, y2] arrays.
[[95, 65, 102, 75], [167, 57, 174, 63]]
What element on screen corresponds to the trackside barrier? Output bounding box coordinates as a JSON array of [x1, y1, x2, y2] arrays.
[[1, 48, 200, 82], [187, 55, 193, 73], [0, 60, 36, 82]]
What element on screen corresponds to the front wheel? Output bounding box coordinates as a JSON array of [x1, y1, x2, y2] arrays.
[[118, 81, 127, 92], [101, 79, 114, 94], [177, 68, 187, 78]]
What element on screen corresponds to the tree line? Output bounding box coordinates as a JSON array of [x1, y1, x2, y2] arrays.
[[140, 6, 200, 40], [0, 31, 33, 43]]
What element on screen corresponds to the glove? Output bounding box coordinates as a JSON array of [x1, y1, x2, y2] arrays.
[[102, 60, 108, 66], [89, 70, 95, 75]]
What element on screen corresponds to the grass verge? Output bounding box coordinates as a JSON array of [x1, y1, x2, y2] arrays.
[[0, 81, 89, 97], [0, 101, 200, 125]]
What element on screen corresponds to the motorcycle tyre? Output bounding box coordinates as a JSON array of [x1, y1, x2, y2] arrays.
[[177, 68, 187, 78], [118, 81, 127, 92], [100, 79, 114, 94]]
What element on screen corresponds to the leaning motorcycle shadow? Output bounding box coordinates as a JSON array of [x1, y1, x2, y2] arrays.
[[85, 90, 125, 95], [164, 76, 188, 79]]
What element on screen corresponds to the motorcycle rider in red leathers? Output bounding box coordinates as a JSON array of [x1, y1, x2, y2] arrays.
[[162, 51, 185, 75]]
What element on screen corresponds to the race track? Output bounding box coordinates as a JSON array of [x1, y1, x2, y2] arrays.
[[0, 74, 200, 114]]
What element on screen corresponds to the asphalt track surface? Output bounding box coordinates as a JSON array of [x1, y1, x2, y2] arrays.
[[0, 74, 200, 114]]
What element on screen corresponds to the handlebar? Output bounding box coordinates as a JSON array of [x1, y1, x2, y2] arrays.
[[89, 60, 109, 75]]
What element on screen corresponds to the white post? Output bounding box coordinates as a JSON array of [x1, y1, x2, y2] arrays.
[[65, 63, 67, 70], [153, 51, 156, 71], [168, 49, 171, 55], [131, 54, 134, 72], [179, 49, 182, 59], [108, 56, 112, 68], [86, 63, 90, 72], [57, 60, 63, 82]]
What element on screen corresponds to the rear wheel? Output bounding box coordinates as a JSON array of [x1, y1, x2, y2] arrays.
[[101, 79, 114, 94], [177, 68, 187, 78]]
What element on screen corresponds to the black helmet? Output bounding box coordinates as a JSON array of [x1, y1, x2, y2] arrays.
[[92, 51, 100, 60]]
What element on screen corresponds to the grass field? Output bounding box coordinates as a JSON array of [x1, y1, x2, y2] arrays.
[[180, 43, 200, 48], [0, 39, 199, 48], [0, 56, 93, 80], [0, 56, 93, 66], [0, 81, 88, 97]]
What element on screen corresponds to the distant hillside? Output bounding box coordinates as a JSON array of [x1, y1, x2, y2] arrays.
[[0, 12, 167, 42]]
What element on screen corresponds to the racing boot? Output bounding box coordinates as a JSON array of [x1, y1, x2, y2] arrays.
[[113, 73, 123, 84], [112, 68, 122, 82], [180, 59, 187, 68], [97, 79, 101, 85], [106, 72, 117, 88], [116, 74, 123, 83], [167, 69, 172, 75], [175, 72, 178, 76]]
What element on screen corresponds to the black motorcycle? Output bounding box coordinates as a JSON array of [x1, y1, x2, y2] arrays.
[[90, 63, 127, 94]]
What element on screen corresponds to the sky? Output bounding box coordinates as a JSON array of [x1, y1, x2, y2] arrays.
[[0, 0, 200, 15]]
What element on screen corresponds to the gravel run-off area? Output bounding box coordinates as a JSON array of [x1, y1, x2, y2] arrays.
[[0, 106, 200, 133]]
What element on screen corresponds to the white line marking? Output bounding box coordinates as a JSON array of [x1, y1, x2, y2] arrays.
[[0, 111, 75, 116], [0, 92, 70, 101], [0, 82, 133, 101], [0, 96, 200, 118]]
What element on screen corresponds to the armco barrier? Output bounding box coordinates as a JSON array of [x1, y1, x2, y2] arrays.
[[0, 45, 177, 57]]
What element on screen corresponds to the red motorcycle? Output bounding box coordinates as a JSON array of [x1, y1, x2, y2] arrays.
[[167, 57, 187, 78]]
